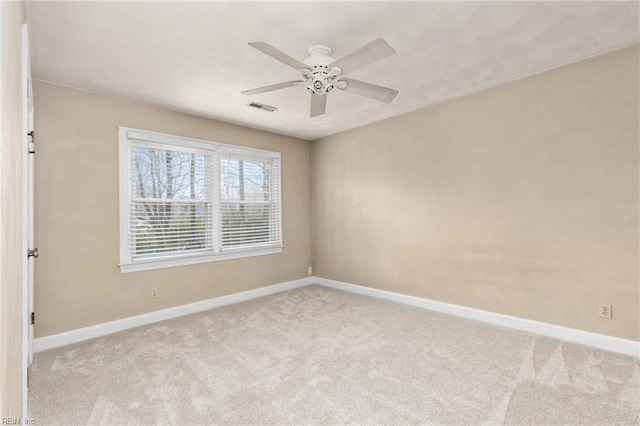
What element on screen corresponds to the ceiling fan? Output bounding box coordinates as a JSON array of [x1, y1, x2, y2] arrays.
[[242, 39, 399, 118]]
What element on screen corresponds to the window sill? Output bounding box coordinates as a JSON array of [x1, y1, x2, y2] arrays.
[[119, 246, 283, 273]]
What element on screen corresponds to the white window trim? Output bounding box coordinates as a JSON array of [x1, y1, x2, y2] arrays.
[[118, 127, 283, 274]]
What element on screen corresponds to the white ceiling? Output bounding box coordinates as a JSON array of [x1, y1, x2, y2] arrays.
[[27, 1, 639, 141]]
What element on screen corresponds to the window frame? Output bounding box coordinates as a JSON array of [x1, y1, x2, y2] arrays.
[[118, 127, 282, 273]]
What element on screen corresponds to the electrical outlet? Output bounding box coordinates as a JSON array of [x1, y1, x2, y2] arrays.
[[599, 303, 612, 319], [151, 288, 159, 299], [307, 266, 313, 275], [346, 265, 352, 274]]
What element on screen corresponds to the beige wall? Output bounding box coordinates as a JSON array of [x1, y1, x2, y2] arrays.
[[0, 0, 26, 417], [312, 45, 639, 341], [33, 81, 312, 338], [33, 44, 639, 343]]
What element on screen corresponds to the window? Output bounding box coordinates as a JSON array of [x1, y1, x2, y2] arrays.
[[119, 127, 281, 273]]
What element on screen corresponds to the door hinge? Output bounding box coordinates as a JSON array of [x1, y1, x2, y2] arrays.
[[28, 131, 35, 154], [30, 312, 34, 325], [27, 247, 39, 259]]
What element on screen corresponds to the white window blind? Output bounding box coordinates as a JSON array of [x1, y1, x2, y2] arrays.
[[119, 127, 282, 273], [129, 142, 214, 260], [219, 153, 281, 251]]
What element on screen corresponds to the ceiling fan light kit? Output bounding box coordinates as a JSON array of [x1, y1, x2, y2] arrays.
[[300, 45, 345, 96], [243, 39, 399, 118]]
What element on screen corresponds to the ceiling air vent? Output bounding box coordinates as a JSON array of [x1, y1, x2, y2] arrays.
[[247, 101, 277, 112]]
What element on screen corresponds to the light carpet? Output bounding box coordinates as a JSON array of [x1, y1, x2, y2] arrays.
[[29, 285, 639, 425]]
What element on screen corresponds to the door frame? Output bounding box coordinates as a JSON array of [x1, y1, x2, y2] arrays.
[[21, 22, 34, 420]]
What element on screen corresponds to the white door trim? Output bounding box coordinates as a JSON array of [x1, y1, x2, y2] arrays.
[[20, 22, 34, 421]]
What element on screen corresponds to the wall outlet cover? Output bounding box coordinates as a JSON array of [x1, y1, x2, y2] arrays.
[[599, 303, 612, 319]]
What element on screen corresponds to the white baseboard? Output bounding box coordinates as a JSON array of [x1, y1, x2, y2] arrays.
[[34, 275, 639, 358], [314, 277, 640, 358], [33, 277, 313, 353]]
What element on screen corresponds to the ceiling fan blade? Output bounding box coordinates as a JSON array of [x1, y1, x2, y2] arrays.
[[332, 38, 395, 75], [310, 94, 327, 117], [339, 78, 399, 103], [248, 42, 308, 71], [242, 80, 303, 96]]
